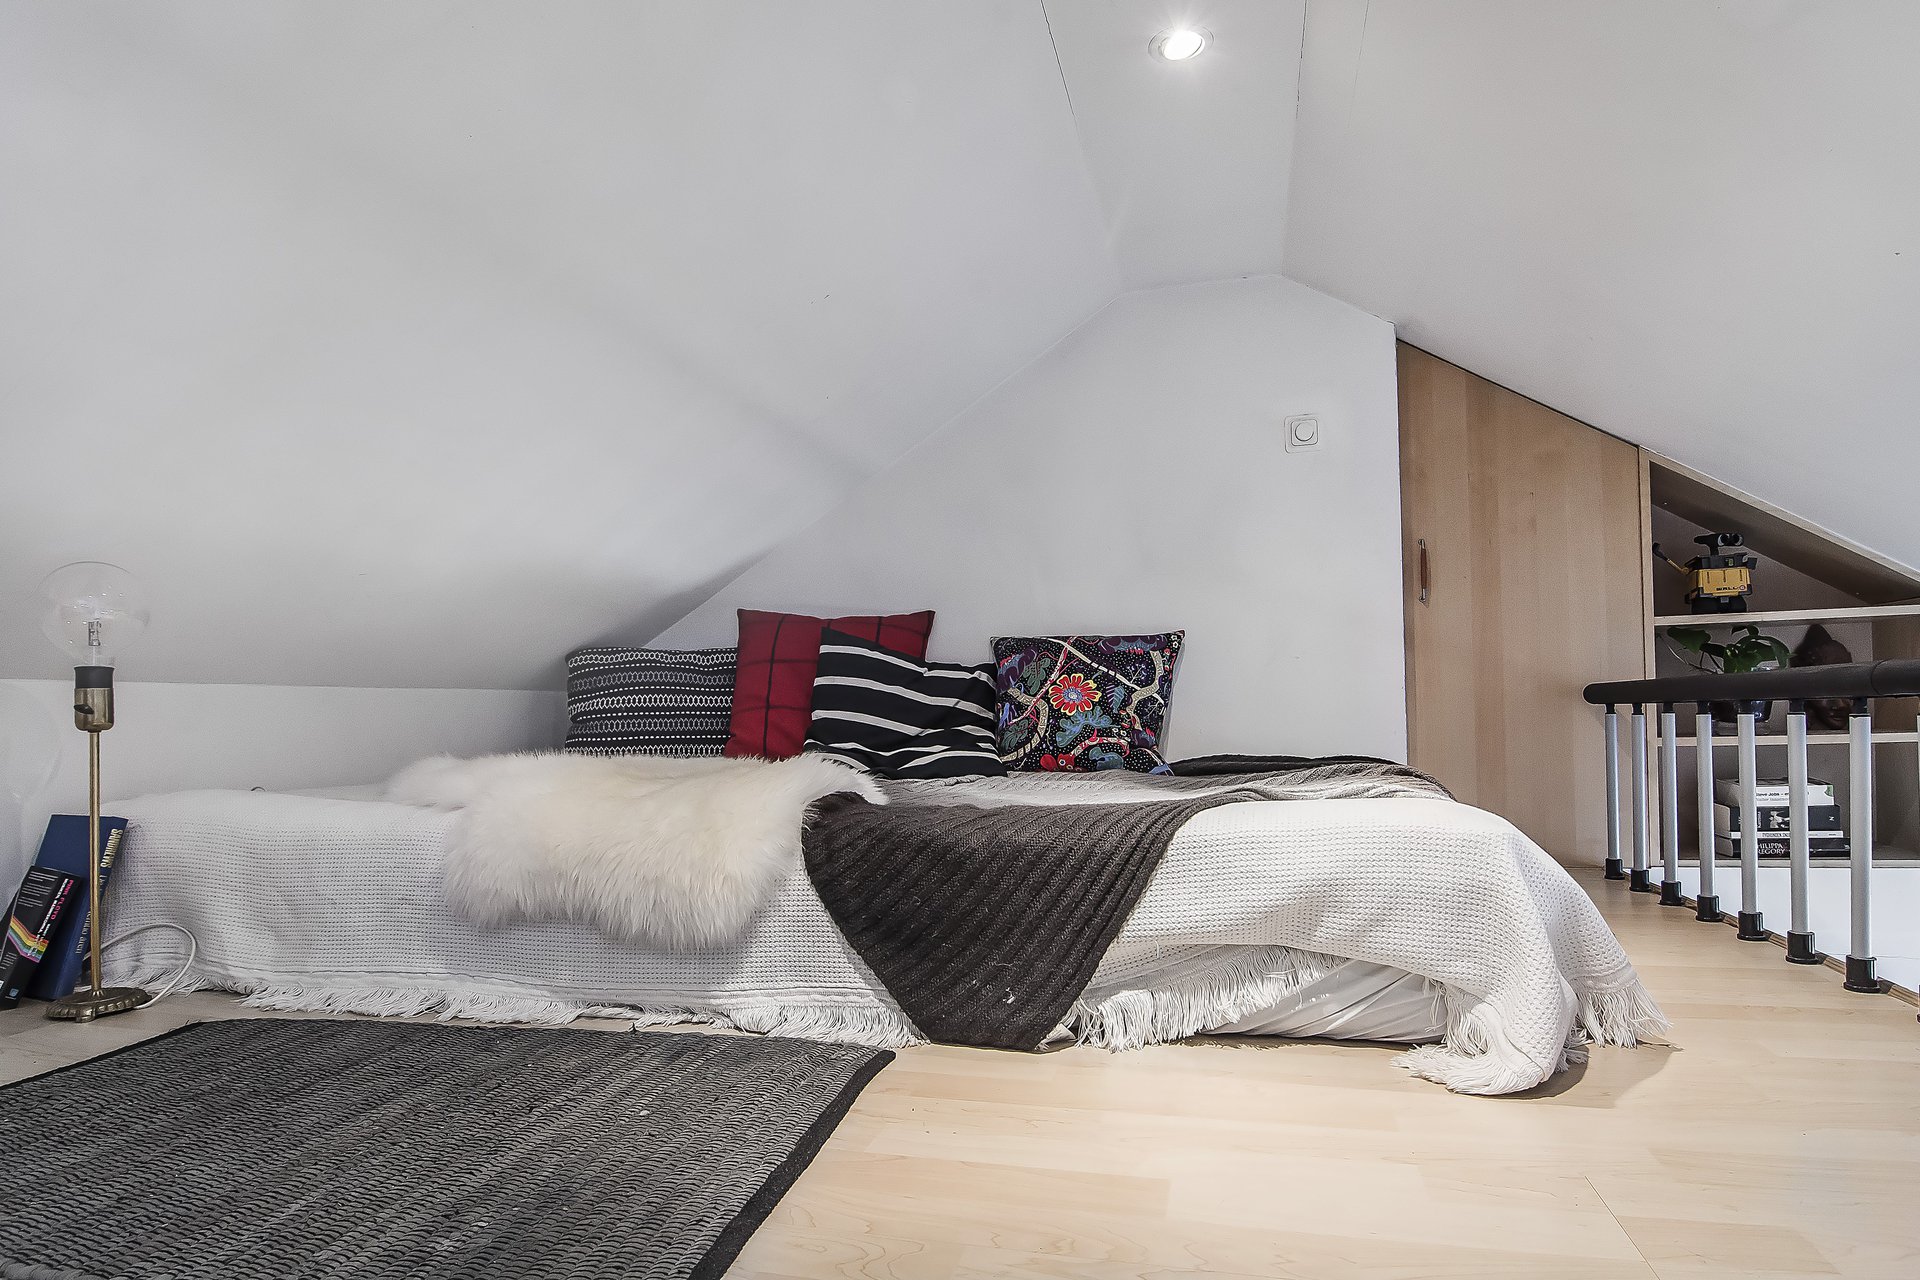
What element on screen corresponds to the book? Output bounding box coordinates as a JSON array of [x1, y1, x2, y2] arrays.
[[1714, 802, 1844, 836], [1714, 777, 1837, 809], [2, 866, 81, 1008], [24, 815, 130, 1001], [1715, 835, 1851, 859]]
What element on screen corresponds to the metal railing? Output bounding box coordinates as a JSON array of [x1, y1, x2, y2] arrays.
[[1583, 659, 1920, 995]]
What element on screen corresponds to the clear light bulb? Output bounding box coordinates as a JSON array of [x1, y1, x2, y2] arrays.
[[40, 561, 149, 669], [1151, 28, 1209, 61]]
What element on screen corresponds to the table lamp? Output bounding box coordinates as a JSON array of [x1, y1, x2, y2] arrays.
[[39, 561, 150, 1022]]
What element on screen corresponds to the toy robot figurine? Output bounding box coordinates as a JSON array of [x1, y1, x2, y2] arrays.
[[1655, 532, 1757, 614]]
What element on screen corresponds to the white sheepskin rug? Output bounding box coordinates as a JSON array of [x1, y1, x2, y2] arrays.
[[387, 752, 884, 950]]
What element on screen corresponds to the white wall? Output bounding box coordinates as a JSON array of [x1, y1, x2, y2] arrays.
[[0, 680, 560, 882], [657, 276, 1408, 762]]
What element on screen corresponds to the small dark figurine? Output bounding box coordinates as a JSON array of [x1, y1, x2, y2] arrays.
[[1793, 623, 1855, 731]]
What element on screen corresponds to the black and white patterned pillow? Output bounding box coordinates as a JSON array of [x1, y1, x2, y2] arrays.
[[804, 630, 1006, 780], [563, 647, 736, 757]]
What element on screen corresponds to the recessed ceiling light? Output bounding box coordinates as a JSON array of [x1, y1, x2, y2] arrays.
[[1149, 28, 1210, 62]]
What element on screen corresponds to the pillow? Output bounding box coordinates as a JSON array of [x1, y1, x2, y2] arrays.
[[990, 632, 1184, 773], [804, 629, 1007, 780], [724, 609, 935, 759], [563, 646, 737, 757]]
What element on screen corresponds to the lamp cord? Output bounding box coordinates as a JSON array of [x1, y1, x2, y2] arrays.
[[99, 923, 199, 1008]]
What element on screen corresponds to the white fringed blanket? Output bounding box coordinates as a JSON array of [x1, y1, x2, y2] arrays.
[[103, 775, 1663, 1095]]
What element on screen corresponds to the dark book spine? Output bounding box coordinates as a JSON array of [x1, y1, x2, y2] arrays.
[[67, 825, 125, 987], [2, 868, 81, 1008]]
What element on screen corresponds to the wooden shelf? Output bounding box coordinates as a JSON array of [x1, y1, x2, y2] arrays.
[[1653, 603, 1920, 629], [1646, 453, 1920, 602], [1668, 731, 1920, 747]]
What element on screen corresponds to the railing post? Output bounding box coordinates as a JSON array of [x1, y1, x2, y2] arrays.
[[1736, 706, 1767, 940], [1631, 704, 1654, 893], [1695, 703, 1720, 921], [1604, 705, 1625, 880], [1785, 701, 1821, 964], [1659, 703, 1685, 906], [1845, 699, 1880, 992]]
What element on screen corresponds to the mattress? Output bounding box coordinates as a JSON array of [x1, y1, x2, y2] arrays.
[[103, 786, 1443, 1044]]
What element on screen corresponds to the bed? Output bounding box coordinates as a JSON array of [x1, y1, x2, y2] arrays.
[[101, 762, 1662, 1095]]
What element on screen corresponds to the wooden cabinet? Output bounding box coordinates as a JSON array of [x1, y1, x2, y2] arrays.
[[1397, 344, 1649, 864]]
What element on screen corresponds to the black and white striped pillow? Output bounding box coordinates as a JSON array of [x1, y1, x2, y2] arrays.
[[563, 646, 736, 757], [804, 630, 1006, 779]]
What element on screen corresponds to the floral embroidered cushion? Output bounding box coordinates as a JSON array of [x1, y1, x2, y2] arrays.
[[989, 632, 1184, 773]]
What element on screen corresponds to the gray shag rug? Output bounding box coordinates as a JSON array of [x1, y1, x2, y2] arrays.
[[0, 1019, 892, 1280]]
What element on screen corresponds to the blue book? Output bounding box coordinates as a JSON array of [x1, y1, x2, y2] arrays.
[[24, 815, 130, 1001]]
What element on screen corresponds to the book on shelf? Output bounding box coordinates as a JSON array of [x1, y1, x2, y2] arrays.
[[1713, 835, 1851, 859], [2, 866, 82, 1008], [24, 815, 130, 1001], [1713, 777, 1837, 809], [1713, 802, 1844, 837]]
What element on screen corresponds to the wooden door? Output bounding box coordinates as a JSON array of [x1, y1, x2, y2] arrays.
[[1398, 344, 1648, 864]]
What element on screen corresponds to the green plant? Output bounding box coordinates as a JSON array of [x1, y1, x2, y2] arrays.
[[1668, 624, 1791, 675]]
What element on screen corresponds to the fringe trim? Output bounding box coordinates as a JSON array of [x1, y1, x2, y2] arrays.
[[620, 1001, 925, 1049], [113, 961, 1666, 1097], [110, 964, 927, 1046], [1573, 974, 1671, 1046], [1060, 947, 1355, 1051], [1396, 989, 1564, 1096], [110, 966, 625, 1026], [710, 1000, 926, 1048], [1396, 973, 1670, 1096]]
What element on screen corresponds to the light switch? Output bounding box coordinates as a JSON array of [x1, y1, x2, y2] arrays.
[[1284, 414, 1321, 452]]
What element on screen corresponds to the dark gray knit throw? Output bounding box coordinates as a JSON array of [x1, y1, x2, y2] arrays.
[[0, 1020, 891, 1280], [804, 789, 1255, 1050], [806, 757, 1451, 1051]]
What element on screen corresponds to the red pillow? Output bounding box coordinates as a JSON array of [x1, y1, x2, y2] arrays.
[[723, 608, 935, 759]]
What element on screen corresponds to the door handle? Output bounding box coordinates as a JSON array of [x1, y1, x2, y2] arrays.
[[1417, 538, 1430, 606]]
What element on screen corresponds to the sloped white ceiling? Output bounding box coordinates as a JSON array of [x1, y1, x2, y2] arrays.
[[1, 1, 1125, 688], [1286, 0, 1920, 573], [48, 2, 1909, 696], [1042, 0, 1303, 288]]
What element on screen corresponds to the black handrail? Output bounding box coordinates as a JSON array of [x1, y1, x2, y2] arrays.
[[1584, 658, 1920, 707]]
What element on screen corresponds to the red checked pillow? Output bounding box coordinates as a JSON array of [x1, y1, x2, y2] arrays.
[[723, 608, 934, 759]]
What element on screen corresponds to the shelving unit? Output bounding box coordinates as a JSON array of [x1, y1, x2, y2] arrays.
[[1640, 452, 1920, 864]]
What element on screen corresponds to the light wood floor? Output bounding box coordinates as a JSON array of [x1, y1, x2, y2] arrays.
[[4, 864, 1916, 1279]]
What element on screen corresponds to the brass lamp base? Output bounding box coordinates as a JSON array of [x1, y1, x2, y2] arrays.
[[45, 985, 149, 1023]]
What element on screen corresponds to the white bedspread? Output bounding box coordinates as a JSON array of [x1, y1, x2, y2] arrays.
[[103, 778, 1662, 1094]]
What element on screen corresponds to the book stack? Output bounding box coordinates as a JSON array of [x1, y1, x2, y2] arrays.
[[0, 816, 131, 1006], [1711, 778, 1848, 859]]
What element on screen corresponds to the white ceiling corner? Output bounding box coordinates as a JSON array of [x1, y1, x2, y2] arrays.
[[1041, 0, 1305, 289]]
